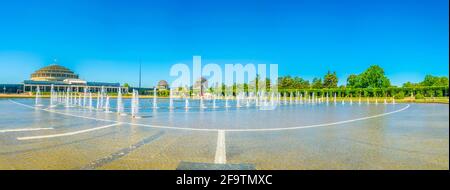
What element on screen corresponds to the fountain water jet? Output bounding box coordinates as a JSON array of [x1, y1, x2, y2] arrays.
[[49, 85, 55, 107], [89, 92, 93, 109], [35, 86, 43, 107], [105, 96, 111, 112], [152, 88, 158, 109], [117, 89, 125, 115], [96, 91, 101, 109], [212, 94, 217, 108], [169, 88, 174, 110], [200, 96, 206, 109], [131, 90, 141, 118], [334, 93, 337, 105], [83, 88, 88, 107]]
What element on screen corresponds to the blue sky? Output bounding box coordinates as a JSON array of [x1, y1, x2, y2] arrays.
[[0, 0, 448, 87]]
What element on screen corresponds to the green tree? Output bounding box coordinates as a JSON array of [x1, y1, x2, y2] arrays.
[[359, 65, 391, 88], [421, 75, 449, 86], [323, 71, 338, 88], [311, 77, 323, 89], [123, 83, 130, 88], [346, 74, 360, 88]]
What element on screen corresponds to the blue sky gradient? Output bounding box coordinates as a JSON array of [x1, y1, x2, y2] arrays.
[[0, 0, 448, 87]]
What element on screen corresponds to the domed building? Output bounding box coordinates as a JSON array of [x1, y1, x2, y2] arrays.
[[157, 80, 169, 89], [22, 62, 127, 93], [30, 64, 79, 81]]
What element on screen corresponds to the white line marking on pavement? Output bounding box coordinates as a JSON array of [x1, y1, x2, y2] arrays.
[[17, 123, 121, 141], [214, 130, 226, 164], [0, 128, 53, 133]]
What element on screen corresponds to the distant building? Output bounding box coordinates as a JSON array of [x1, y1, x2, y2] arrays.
[[0, 84, 23, 94], [157, 80, 169, 89], [22, 62, 127, 93]]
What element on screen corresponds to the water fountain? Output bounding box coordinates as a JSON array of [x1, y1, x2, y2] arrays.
[[284, 93, 288, 105], [49, 85, 55, 107], [200, 96, 206, 109], [392, 98, 396, 105], [384, 98, 387, 105], [289, 92, 293, 105], [73, 93, 77, 106], [334, 93, 337, 105], [105, 96, 111, 112], [89, 92, 93, 109], [326, 93, 329, 105], [131, 89, 140, 118], [96, 91, 101, 109], [270, 92, 275, 106], [169, 88, 174, 110], [83, 88, 88, 107], [35, 86, 43, 107], [99, 86, 105, 109], [152, 88, 158, 109], [185, 98, 190, 110], [212, 94, 217, 109], [117, 89, 125, 115], [236, 93, 241, 108], [78, 93, 82, 107], [65, 88, 70, 107], [246, 95, 250, 107], [225, 95, 230, 108]]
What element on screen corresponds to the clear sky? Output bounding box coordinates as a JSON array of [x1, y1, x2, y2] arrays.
[[0, 0, 448, 87]]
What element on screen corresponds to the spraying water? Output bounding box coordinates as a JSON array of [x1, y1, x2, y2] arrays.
[[131, 89, 140, 118], [65, 88, 70, 107], [334, 93, 337, 105], [117, 89, 125, 115], [169, 88, 174, 110], [89, 92, 93, 109], [78, 93, 82, 107], [212, 94, 217, 108], [153, 88, 158, 109], [96, 91, 101, 109], [83, 88, 88, 107], [105, 96, 111, 112], [49, 85, 55, 107], [225, 95, 230, 108], [200, 96, 206, 109], [35, 86, 43, 107]]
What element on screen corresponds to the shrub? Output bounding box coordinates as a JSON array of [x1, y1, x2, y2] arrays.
[[415, 93, 424, 99], [394, 91, 405, 99]]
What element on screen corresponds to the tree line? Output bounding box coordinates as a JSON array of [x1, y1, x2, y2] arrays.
[[129, 65, 449, 98]]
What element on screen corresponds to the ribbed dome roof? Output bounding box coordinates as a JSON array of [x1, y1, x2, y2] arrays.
[[158, 80, 168, 86], [34, 64, 74, 74], [31, 64, 79, 81]]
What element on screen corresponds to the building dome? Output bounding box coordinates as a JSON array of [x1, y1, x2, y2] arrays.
[[157, 80, 169, 89], [31, 64, 79, 81]]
